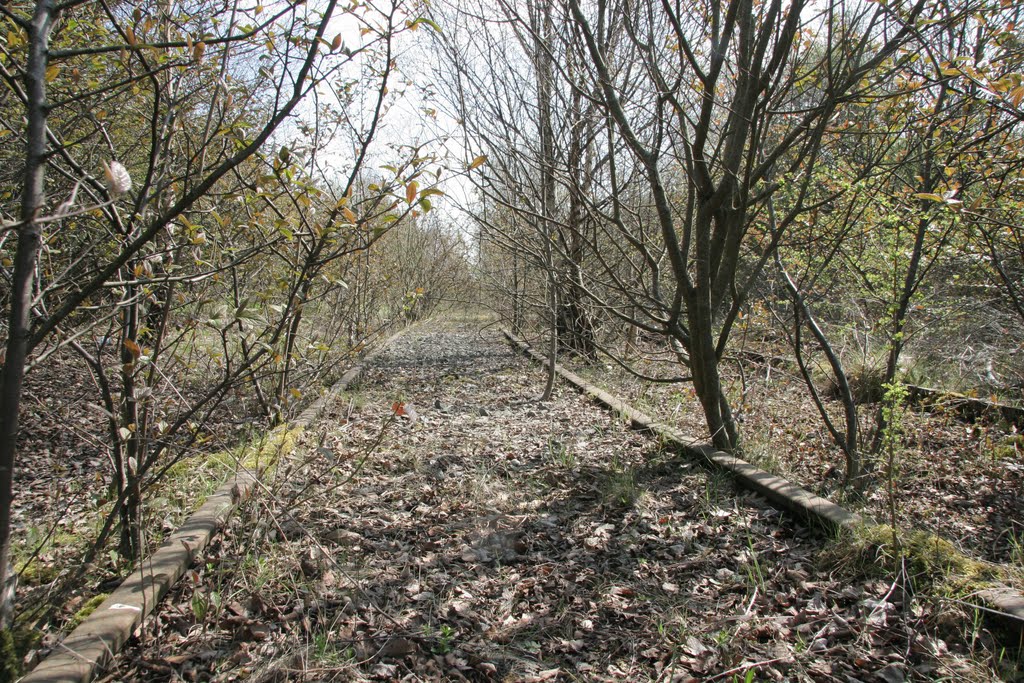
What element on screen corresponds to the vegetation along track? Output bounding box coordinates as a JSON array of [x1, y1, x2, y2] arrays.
[[96, 318, 1018, 681]]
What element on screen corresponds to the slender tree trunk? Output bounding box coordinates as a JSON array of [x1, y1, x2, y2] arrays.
[[685, 200, 739, 451], [510, 252, 523, 332], [228, 268, 272, 418], [871, 209, 932, 454], [558, 79, 596, 359], [118, 286, 142, 560], [624, 309, 639, 359], [541, 272, 558, 401], [276, 280, 313, 423], [777, 257, 862, 485], [533, 0, 559, 401], [685, 298, 738, 451], [0, 0, 56, 628]]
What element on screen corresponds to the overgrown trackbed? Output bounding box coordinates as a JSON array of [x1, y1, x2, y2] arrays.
[[112, 318, 1002, 681]]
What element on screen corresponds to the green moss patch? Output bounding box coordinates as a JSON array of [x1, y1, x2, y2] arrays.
[[66, 593, 110, 631], [835, 523, 1015, 597], [0, 626, 42, 681]]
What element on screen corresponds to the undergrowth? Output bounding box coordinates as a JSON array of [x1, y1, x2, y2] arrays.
[[12, 422, 303, 655]]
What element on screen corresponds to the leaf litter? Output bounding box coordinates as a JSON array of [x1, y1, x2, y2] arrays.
[[108, 318, 1016, 681], [567, 340, 1024, 569]]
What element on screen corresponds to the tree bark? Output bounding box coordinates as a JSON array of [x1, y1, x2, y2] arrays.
[[0, 0, 56, 628]]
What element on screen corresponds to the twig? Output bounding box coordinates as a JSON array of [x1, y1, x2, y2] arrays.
[[705, 656, 791, 682]]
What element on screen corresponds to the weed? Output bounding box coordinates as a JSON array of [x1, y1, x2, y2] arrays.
[[348, 390, 369, 410], [0, 626, 41, 680], [11, 523, 76, 585], [713, 628, 732, 648], [191, 588, 221, 629], [880, 380, 908, 547], [743, 532, 767, 594], [836, 355, 888, 404], [698, 470, 732, 516], [793, 629, 808, 653], [730, 669, 757, 683], [434, 624, 456, 654], [604, 467, 639, 507], [993, 433, 1024, 461], [737, 430, 782, 478], [828, 523, 1008, 597], [1007, 529, 1024, 568], [239, 552, 276, 591], [310, 632, 354, 666], [546, 437, 576, 469]]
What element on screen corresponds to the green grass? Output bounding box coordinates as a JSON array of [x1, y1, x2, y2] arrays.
[[11, 421, 305, 642], [546, 436, 576, 469], [992, 434, 1024, 461], [603, 468, 640, 507]]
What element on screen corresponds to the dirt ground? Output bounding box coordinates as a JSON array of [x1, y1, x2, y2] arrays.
[[91, 318, 1019, 681]]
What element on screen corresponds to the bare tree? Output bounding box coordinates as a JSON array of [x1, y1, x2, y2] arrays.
[[429, 0, 601, 378], [563, 0, 931, 450], [0, 0, 433, 628]]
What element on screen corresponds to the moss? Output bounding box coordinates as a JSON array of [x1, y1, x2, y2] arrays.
[[237, 425, 303, 471], [66, 593, 110, 631], [0, 626, 41, 682], [837, 523, 1012, 596], [14, 560, 59, 587], [0, 420, 307, 658], [9, 527, 78, 587], [158, 424, 304, 499], [992, 434, 1024, 460]]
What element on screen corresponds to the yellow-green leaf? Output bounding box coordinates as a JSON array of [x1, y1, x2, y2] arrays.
[[1010, 85, 1024, 108], [468, 155, 487, 171], [411, 17, 442, 33]]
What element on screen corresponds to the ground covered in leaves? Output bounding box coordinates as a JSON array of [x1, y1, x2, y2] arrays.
[[99, 318, 1017, 681], [563, 336, 1024, 571]]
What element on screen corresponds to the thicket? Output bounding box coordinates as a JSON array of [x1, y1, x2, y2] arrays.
[[433, 0, 1024, 486], [2, 0, 1024, 662], [0, 0, 472, 647]]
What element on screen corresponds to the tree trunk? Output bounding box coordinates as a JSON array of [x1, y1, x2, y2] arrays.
[[0, 0, 56, 628], [778, 257, 862, 486], [532, 0, 560, 400], [557, 76, 596, 360], [685, 297, 738, 451], [115, 256, 144, 560], [541, 272, 558, 401]]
